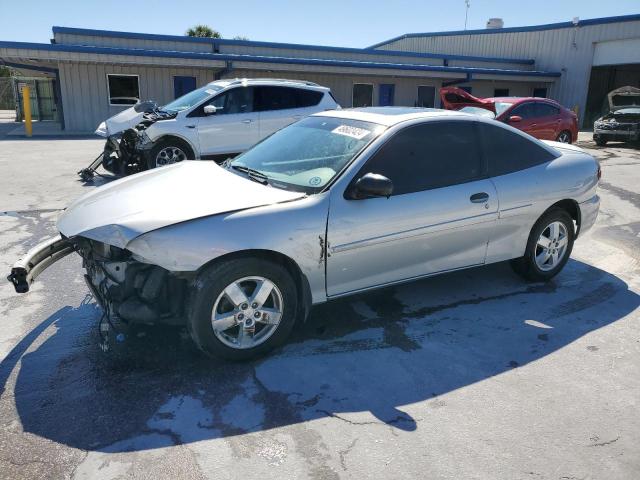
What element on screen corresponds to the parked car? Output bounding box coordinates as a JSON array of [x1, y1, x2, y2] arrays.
[[89, 78, 339, 176], [593, 86, 640, 147], [440, 87, 578, 143], [10, 107, 600, 360]]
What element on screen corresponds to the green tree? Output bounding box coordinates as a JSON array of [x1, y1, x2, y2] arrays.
[[185, 25, 221, 38], [0, 66, 13, 77]]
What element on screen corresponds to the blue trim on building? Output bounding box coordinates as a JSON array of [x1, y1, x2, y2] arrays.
[[0, 40, 561, 78], [51, 26, 535, 65], [369, 13, 640, 48]]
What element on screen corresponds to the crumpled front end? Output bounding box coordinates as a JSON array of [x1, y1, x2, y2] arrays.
[[76, 238, 189, 326]]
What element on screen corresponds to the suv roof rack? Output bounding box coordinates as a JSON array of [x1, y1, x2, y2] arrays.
[[226, 78, 321, 87]]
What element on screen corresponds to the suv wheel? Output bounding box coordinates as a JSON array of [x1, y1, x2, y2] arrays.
[[511, 208, 575, 282], [594, 137, 608, 147], [188, 258, 298, 360], [148, 139, 194, 169]]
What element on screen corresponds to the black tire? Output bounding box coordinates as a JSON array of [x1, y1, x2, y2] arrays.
[[510, 208, 575, 282], [556, 130, 572, 144], [187, 258, 298, 361], [147, 138, 194, 170], [594, 137, 607, 147]]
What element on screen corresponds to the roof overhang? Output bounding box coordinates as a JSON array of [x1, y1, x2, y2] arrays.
[[0, 41, 561, 82]]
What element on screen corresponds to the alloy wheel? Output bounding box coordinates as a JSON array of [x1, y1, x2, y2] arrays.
[[557, 131, 571, 143], [155, 146, 187, 167], [535, 221, 569, 271], [211, 276, 284, 349]]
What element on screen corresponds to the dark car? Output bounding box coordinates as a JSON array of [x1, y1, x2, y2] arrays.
[[593, 86, 640, 147], [440, 87, 578, 143]]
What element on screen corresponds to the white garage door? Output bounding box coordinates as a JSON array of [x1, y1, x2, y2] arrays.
[[593, 38, 640, 66]]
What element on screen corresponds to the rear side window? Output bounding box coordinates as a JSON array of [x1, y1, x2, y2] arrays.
[[510, 102, 537, 119], [360, 121, 483, 196], [535, 102, 560, 117], [295, 88, 323, 107], [253, 86, 297, 111], [479, 123, 556, 176]]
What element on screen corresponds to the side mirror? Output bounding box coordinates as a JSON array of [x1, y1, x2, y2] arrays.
[[203, 105, 221, 115], [346, 173, 394, 200], [508, 115, 522, 123]]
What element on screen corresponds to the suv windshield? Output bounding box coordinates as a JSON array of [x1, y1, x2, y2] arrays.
[[162, 84, 223, 112], [230, 116, 384, 193]]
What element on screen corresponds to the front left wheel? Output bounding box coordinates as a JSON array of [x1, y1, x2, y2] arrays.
[[556, 130, 572, 143], [188, 258, 298, 360], [148, 138, 194, 170]]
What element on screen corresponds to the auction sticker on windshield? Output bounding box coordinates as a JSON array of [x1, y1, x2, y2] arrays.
[[332, 125, 370, 140]]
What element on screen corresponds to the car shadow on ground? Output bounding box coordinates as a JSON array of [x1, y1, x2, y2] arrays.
[[1, 258, 638, 453]]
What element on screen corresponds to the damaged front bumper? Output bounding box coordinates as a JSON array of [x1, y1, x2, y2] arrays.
[[8, 235, 74, 293]]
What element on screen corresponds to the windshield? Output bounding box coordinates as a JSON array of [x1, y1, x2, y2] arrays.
[[162, 84, 223, 112], [460, 106, 496, 118], [495, 101, 514, 116], [229, 116, 384, 193]]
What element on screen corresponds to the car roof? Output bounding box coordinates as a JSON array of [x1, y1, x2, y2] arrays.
[[206, 78, 328, 91], [314, 107, 470, 126]]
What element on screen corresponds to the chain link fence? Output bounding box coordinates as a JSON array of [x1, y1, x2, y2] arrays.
[[0, 77, 15, 110]]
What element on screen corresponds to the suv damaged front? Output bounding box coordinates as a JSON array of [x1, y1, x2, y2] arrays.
[[91, 101, 179, 177], [594, 86, 640, 146]]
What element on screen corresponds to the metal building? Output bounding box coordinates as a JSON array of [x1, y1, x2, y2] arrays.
[[0, 13, 638, 132]]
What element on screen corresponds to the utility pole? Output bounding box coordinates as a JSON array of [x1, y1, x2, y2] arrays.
[[464, 0, 471, 30]]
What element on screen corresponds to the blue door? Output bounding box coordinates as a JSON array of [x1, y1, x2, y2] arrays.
[[379, 84, 395, 106], [173, 76, 196, 99]]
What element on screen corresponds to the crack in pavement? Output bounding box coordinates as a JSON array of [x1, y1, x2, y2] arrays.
[[588, 435, 620, 447]]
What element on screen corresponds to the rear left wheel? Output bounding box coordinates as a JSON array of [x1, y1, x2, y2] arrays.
[[511, 208, 575, 282]]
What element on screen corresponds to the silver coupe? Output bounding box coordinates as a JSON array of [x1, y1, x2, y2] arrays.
[[9, 108, 601, 359]]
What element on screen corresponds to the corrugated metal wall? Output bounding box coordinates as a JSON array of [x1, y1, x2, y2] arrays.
[[376, 20, 640, 123], [58, 63, 217, 131]]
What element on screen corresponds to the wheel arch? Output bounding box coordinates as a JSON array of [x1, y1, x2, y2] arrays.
[[197, 249, 313, 322], [542, 199, 581, 237], [152, 134, 198, 159]]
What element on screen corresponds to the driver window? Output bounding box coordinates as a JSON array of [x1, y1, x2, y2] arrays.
[[208, 87, 253, 114], [358, 121, 483, 196]]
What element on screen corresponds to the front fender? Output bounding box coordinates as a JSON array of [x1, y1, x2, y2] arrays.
[[126, 194, 330, 303]]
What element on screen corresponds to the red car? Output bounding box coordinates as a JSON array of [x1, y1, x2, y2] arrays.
[[440, 87, 578, 143]]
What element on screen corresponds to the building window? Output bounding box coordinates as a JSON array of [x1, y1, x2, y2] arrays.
[[417, 86, 435, 107], [353, 83, 373, 107], [107, 74, 139, 105], [494, 88, 509, 97], [533, 87, 548, 98]]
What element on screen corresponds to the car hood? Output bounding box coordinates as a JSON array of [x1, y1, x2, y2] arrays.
[[607, 86, 640, 111], [57, 161, 306, 248], [95, 106, 145, 137]]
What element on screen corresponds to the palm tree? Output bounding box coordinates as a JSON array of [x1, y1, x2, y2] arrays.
[[185, 25, 221, 38]]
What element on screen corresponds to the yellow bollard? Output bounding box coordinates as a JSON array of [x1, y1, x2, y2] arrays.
[[22, 85, 32, 137]]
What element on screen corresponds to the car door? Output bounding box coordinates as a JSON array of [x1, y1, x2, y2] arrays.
[[192, 86, 259, 157], [505, 102, 540, 138], [254, 86, 302, 139], [533, 102, 561, 140], [326, 120, 499, 297]]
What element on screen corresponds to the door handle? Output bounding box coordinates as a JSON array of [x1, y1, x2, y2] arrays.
[[186, 124, 196, 129], [470, 192, 489, 203], [242, 119, 252, 124]]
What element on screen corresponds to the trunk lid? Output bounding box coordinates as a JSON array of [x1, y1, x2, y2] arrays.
[[439, 87, 496, 113], [57, 161, 305, 247]]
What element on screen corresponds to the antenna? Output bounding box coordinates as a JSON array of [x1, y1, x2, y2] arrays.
[[464, 0, 471, 30]]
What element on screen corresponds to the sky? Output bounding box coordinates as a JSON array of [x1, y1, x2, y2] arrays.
[[0, 0, 638, 48]]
